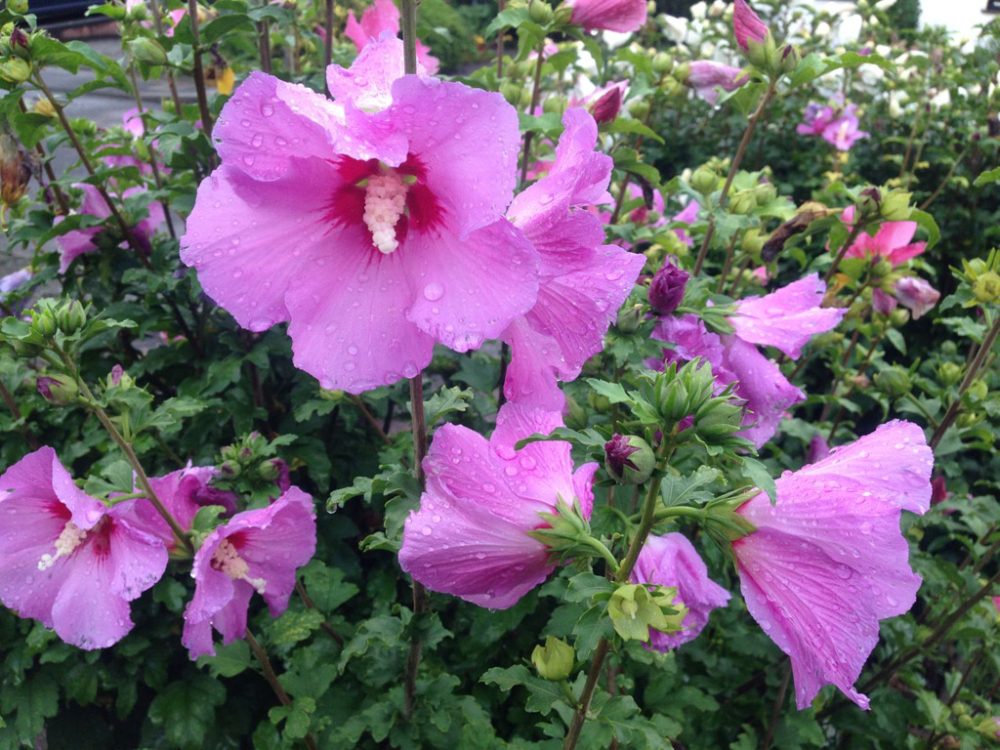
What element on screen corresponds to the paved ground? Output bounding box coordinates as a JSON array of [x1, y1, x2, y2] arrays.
[[2, 30, 197, 276]]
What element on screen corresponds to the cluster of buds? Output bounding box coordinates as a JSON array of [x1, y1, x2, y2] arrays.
[[732, 0, 799, 79], [649, 360, 744, 451], [215, 432, 291, 501], [607, 583, 686, 642], [959, 250, 1000, 307], [854, 186, 912, 224]]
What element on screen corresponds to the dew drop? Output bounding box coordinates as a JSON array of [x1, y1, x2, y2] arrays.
[[423, 282, 444, 301]]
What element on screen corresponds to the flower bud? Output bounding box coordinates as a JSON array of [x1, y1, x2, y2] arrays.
[[0, 58, 30, 83], [55, 299, 87, 334], [616, 303, 643, 333], [871, 288, 897, 315], [855, 187, 881, 219], [127, 38, 168, 66], [219, 460, 241, 479], [608, 583, 686, 642], [728, 190, 757, 215], [542, 94, 566, 115], [7, 0, 29, 13], [874, 366, 911, 398], [529, 0, 554, 25], [500, 82, 521, 106], [806, 434, 830, 464], [531, 636, 574, 681], [9, 27, 29, 52], [778, 43, 799, 75], [690, 167, 719, 196], [966, 379, 988, 403], [628, 99, 650, 120], [36, 375, 78, 405], [589, 86, 622, 124], [648, 259, 689, 315], [651, 51, 673, 74], [889, 307, 910, 326], [741, 228, 765, 256], [937, 362, 962, 386], [30, 307, 57, 338], [753, 183, 776, 206], [972, 271, 1000, 304], [604, 434, 655, 484], [553, 4, 574, 25]]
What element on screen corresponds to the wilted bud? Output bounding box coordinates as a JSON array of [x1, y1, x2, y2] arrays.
[[728, 190, 756, 215], [604, 434, 655, 484], [531, 636, 574, 681], [36, 374, 78, 405], [690, 167, 719, 196], [0, 57, 30, 83], [0, 133, 32, 206], [894, 277, 940, 319], [128, 37, 168, 66], [589, 86, 622, 124], [648, 259, 689, 315], [616, 303, 643, 333], [879, 189, 911, 221], [874, 366, 911, 397], [55, 299, 87, 334], [972, 271, 1000, 305], [806, 434, 830, 463], [528, 0, 554, 24], [937, 361, 962, 386]]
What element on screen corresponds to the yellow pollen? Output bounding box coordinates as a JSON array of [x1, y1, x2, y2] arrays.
[[212, 539, 267, 595], [38, 521, 87, 571], [363, 172, 408, 255]]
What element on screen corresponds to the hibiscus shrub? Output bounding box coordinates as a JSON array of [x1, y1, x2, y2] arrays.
[[0, 0, 998, 748]]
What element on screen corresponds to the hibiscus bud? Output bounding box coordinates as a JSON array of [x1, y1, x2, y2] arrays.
[[741, 228, 765, 256], [55, 299, 87, 334], [806, 434, 830, 464], [753, 183, 776, 206], [616, 303, 643, 333], [589, 86, 623, 124], [529, 0, 554, 25], [648, 259, 689, 315], [889, 307, 910, 326], [778, 43, 799, 75], [553, 5, 574, 25], [29, 306, 57, 338], [872, 288, 897, 315], [966, 379, 988, 403], [500, 83, 520, 106], [874, 366, 911, 397], [937, 362, 962, 386], [9, 27, 29, 51], [110, 364, 125, 386], [728, 190, 757, 216], [7, 0, 29, 13], [128, 38, 168, 66], [690, 167, 719, 196], [628, 99, 650, 120], [36, 374, 78, 405], [604, 434, 655, 485], [879, 190, 911, 221], [531, 636, 574, 681], [871, 258, 894, 279], [652, 52, 673, 73], [894, 277, 940, 319], [219, 460, 241, 478], [930, 476, 948, 505], [855, 187, 881, 219], [0, 58, 30, 83], [732, 0, 769, 53], [972, 271, 1000, 304]]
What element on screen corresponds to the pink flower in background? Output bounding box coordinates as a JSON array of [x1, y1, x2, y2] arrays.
[[586, 80, 629, 124], [501, 109, 645, 410], [569, 0, 648, 33], [654, 274, 844, 446], [893, 277, 940, 319], [121, 465, 238, 549], [182, 487, 316, 659], [993, 596, 1000, 614], [872, 288, 898, 315], [841, 206, 926, 267], [798, 103, 868, 151], [345, 0, 439, 74], [671, 199, 700, 247], [55, 183, 165, 272], [733, 0, 769, 51], [733, 420, 933, 709], [0, 447, 168, 650], [806, 434, 830, 463], [929, 476, 948, 505], [182, 37, 538, 393], [631, 533, 730, 650], [0, 267, 32, 314], [399, 404, 599, 609], [687, 61, 748, 104]]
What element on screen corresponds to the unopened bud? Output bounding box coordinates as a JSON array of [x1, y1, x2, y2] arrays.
[[937, 362, 962, 386], [741, 228, 765, 256], [219, 460, 241, 479], [500, 82, 521, 106], [753, 183, 777, 206], [879, 190, 911, 221], [542, 94, 566, 115], [628, 99, 650, 120], [553, 4, 574, 25], [616, 304, 643, 333], [30, 308, 57, 338], [651, 51, 673, 73], [9, 27, 29, 51], [589, 86, 622, 124], [529, 0, 554, 25], [531, 636, 574, 681], [728, 190, 756, 215], [972, 271, 1000, 304], [874, 366, 911, 397], [56, 299, 86, 334], [966, 379, 988, 403], [128, 37, 168, 66], [648, 259, 689, 315], [690, 167, 718, 196], [0, 57, 30, 83], [778, 43, 799, 74], [7, 0, 29, 14], [36, 375, 78, 405], [604, 434, 655, 484]]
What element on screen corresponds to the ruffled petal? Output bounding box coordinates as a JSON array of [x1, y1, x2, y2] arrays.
[[181, 160, 340, 333], [731, 274, 845, 359], [403, 219, 539, 352], [722, 336, 804, 448], [284, 224, 434, 392], [104, 506, 169, 600], [502, 317, 566, 411]]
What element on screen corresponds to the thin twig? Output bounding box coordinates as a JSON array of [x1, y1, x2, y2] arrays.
[[127, 65, 177, 240], [295, 580, 345, 645], [188, 0, 215, 138], [518, 42, 546, 187], [349, 394, 391, 444], [760, 665, 791, 750]]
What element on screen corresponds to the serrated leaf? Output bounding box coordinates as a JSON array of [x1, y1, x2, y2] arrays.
[[738, 457, 776, 505]]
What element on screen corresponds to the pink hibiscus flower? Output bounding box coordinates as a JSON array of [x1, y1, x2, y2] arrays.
[[345, 0, 439, 75], [653, 274, 845, 447], [181, 37, 538, 393], [0, 447, 168, 649], [631, 533, 730, 650], [55, 183, 166, 272], [182, 487, 316, 659], [733, 420, 933, 709], [398, 404, 599, 609], [797, 103, 869, 151], [893, 277, 940, 319], [687, 61, 748, 105], [568, 0, 648, 33], [841, 206, 926, 267], [733, 0, 769, 51], [502, 109, 645, 409], [120, 465, 238, 550]]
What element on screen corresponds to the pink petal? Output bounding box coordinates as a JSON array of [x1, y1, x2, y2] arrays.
[[871, 220, 917, 255], [181, 160, 338, 333], [632, 533, 730, 650], [732, 274, 845, 359], [569, 0, 648, 33], [284, 227, 435, 392], [886, 242, 927, 266], [327, 36, 412, 120], [502, 318, 567, 411], [403, 219, 539, 352], [389, 76, 520, 237], [733, 0, 769, 50]]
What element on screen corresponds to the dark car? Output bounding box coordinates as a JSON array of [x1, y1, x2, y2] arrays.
[[30, 0, 98, 25]]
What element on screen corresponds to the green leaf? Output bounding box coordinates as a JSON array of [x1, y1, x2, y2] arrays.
[[148, 676, 225, 750], [973, 166, 1000, 188], [200, 13, 255, 45], [738, 457, 777, 505], [484, 6, 529, 36], [586, 378, 632, 404], [299, 562, 359, 614], [425, 385, 473, 427], [909, 208, 940, 250], [480, 665, 566, 716], [268, 609, 326, 647], [660, 465, 721, 507], [885, 327, 907, 355], [198, 639, 251, 678], [606, 118, 665, 144]]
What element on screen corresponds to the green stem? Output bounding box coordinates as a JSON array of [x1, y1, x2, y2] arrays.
[[518, 42, 546, 187], [400, 0, 419, 76], [188, 0, 215, 138], [693, 80, 777, 275]]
